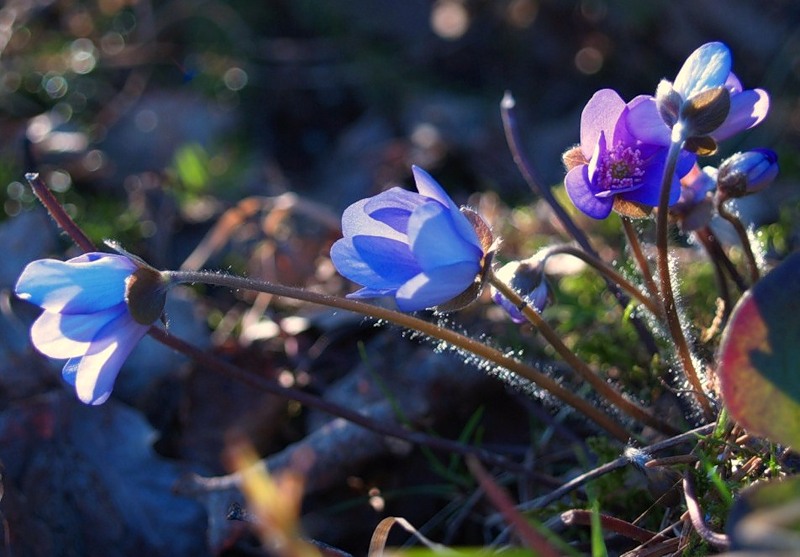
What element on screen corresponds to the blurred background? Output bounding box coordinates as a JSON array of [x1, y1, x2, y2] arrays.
[[1, 1, 800, 556]]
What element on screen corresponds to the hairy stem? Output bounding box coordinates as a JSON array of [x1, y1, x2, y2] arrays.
[[655, 141, 714, 421], [488, 271, 679, 436], [168, 269, 634, 442], [621, 216, 662, 310], [26, 173, 96, 253]]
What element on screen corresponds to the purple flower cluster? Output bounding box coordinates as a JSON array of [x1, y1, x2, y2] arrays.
[[565, 42, 771, 220]]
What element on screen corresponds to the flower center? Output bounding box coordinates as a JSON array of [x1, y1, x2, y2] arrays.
[[596, 143, 645, 192]]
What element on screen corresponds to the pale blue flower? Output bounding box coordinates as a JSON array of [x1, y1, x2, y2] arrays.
[[330, 166, 491, 311], [15, 253, 165, 405]]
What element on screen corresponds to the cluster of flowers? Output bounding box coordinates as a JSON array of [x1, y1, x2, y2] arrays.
[[15, 42, 777, 406]]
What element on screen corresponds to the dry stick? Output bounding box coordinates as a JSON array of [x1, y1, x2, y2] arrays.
[[501, 92, 659, 356], [654, 142, 714, 421], [167, 269, 633, 442], [515, 423, 715, 513], [717, 202, 760, 284], [621, 217, 663, 312], [488, 271, 678, 436], [542, 245, 662, 317], [560, 510, 669, 544]]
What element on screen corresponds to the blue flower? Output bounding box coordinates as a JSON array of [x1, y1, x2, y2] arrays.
[[15, 252, 166, 405], [627, 42, 769, 146], [564, 89, 694, 220], [330, 166, 492, 311]]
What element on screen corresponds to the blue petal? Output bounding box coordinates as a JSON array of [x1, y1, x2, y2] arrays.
[[580, 89, 626, 157], [712, 89, 770, 142], [407, 202, 483, 271], [340, 198, 405, 243], [564, 165, 613, 219], [395, 261, 480, 311], [330, 236, 420, 290], [365, 187, 425, 234], [30, 304, 127, 358], [625, 97, 671, 146], [15, 254, 136, 314], [620, 158, 680, 207], [66, 311, 148, 405], [411, 166, 480, 247], [673, 42, 732, 99]]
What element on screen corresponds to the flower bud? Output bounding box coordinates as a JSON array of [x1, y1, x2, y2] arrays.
[[716, 149, 778, 200], [491, 257, 551, 324], [125, 267, 168, 325]]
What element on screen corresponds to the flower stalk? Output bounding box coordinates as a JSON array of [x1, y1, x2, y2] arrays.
[[167, 269, 637, 441], [487, 270, 678, 436], [656, 140, 714, 421]]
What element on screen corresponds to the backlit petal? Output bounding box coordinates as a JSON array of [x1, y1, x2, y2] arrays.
[[407, 202, 483, 271], [712, 89, 770, 141], [626, 97, 671, 146], [340, 198, 405, 243], [30, 304, 127, 358], [66, 313, 148, 405], [331, 236, 419, 290], [395, 261, 480, 311], [580, 89, 626, 157], [411, 166, 479, 246], [674, 42, 732, 99], [365, 187, 425, 234], [15, 255, 135, 314]]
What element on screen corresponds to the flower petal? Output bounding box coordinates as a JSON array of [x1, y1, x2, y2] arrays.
[[30, 304, 127, 358], [712, 89, 770, 142], [621, 159, 681, 207], [625, 97, 671, 146], [65, 313, 148, 405], [331, 235, 420, 290], [411, 166, 480, 247], [364, 187, 425, 234], [407, 202, 483, 271], [673, 42, 732, 99], [395, 261, 480, 311], [340, 198, 406, 243], [565, 165, 613, 219], [580, 89, 626, 157], [15, 255, 136, 314]]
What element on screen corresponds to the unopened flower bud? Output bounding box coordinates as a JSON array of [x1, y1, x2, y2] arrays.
[[716, 149, 778, 200], [491, 257, 551, 324]]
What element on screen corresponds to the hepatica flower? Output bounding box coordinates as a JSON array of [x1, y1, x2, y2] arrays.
[[564, 89, 694, 220], [627, 42, 769, 149], [330, 166, 493, 311], [15, 252, 167, 405]]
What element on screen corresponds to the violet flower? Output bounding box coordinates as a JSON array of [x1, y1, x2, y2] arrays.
[[627, 42, 769, 147], [716, 148, 779, 200], [564, 89, 694, 220], [330, 166, 492, 311], [15, 252, 167, 405]]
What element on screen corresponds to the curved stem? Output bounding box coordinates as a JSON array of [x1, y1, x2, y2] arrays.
[[26, 173, 96, 253], [717, 201, 760, 284], [487, 271, 679, 436], [621, 217, 662, 308], [695, 226, 748, 293], [167, 270, 634, 442], [655, 141, 714, 421], [501, 92, 659, 357], [542, 245, 662, 317], [683, 470, 730, 551]]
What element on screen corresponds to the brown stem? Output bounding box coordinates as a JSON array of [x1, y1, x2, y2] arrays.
[[654, 142, 714, 421], [489, 271, 679, 436], [26, 173, 96, 253], [682, 470, 730, 550], [560, 509, 668, 544], [621, 217, 662, 309]]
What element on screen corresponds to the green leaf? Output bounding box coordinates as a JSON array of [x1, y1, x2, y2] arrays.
[[717, 252, 800, 447]]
